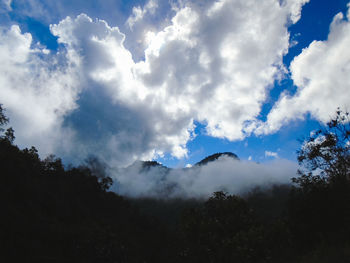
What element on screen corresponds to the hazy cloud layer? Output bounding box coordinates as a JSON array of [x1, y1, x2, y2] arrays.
[[265, 151, 279, 158], [261, 3, 350, 134], [0, 25, 79, 156], [112, 156, 297, 198], [0, 0, 310, 165], [0, 0, 11, 12]]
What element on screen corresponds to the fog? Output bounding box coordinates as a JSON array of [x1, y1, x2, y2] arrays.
[[110, 156, 298, 198]]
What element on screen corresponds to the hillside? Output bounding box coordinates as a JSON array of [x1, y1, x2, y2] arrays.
[[195, 152, 239, 166], [1, 107, 350, 262]]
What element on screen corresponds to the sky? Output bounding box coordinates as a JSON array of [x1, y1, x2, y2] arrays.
[[1, 0, 350, 171]]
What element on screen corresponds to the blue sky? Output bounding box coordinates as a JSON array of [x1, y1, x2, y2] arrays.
[[1, 0, 350, 168], [160, 0, 350, 166]]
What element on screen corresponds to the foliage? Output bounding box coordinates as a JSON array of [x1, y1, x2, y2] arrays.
[[83, 156, 113, 191], [180, 191, 268, 263], [0, 104, 15, 143], [0, 107, 181, 262], [0, 104, 9, 128], [290, 109, 350, 253], [296, 109, 350, 181], [1, 105, 350, 262]]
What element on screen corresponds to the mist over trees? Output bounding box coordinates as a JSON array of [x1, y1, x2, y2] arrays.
[[113, 154, 296, 198], [1, 105, 350, 262]]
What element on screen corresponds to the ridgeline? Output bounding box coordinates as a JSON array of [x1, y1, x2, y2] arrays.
[[1, 105, 350, 262]]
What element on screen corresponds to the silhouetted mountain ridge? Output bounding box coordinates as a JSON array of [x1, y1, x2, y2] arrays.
[[136, 152, 239, 170], [195, 152, 239, 166], [1, 105, 350, 262], [141, 160, 171, 171]]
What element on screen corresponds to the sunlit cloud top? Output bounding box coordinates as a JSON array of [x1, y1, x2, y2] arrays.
[[0, 0, 349, 168]]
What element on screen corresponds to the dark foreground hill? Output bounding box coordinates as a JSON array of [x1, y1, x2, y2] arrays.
[[1, 136, 350, 262], [0, 139, 185, 262], [1, 105, 350, 262]]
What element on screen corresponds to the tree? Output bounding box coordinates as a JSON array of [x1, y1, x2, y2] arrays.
[[181, 191, 267, 263], [0, 104, 9, 135], [0, 104, 9, 128], [0, 104, 15, 144], [296, 109, 350, 183], [289, 109, 350, 251], [83, 156, 113, 191], [4, 127, 15, 144]]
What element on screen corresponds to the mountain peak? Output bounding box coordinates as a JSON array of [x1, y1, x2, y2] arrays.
[[195, 152, 239, 166]]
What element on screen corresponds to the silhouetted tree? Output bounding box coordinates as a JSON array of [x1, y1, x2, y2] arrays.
[[83, 156, 113, 191], [296, 109, 350, 182], [4, 127, 15, 143], [0, 104, 15, 144], [3, 101, 350, 262], [181, 191, 267, 263], [0, 104, 9, 128], [289, 109, 350, 253]]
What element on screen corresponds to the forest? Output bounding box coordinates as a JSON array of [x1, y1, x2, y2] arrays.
[[1, 105, 350, 263]]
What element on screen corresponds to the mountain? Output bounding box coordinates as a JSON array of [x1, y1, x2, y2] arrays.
[[141, 160, 167, 170], [134, 152, 239, 170], [126, 160, 169, 173], [195, 152, 239, 166]]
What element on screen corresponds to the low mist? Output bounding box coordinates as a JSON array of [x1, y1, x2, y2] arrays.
[[109, 156, 298, 198]]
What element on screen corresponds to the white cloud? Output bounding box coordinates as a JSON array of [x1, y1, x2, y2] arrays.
[[0, 25, 79, 156], [0, 0, 310, 166], [261, 3, 350, 134], [126, 0, 158, 30], [265, 151, 279, 158], [50, 14, 194, 164], [123, 0, 173, 61], [135, 0, 309, 141], [283, 0, 310, 24], [112, 157, 297, 198]]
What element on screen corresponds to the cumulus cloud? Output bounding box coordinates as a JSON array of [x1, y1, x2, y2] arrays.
[[50, 13, 194, 164], [123, 0, 174, 61], [0, 0, 310, 166], [111, 156, 297, 198], [126, 0, 158, 30], [134, 0, 309, 141], [261, 3, 350, 134], [0, 25, 79, 156]]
